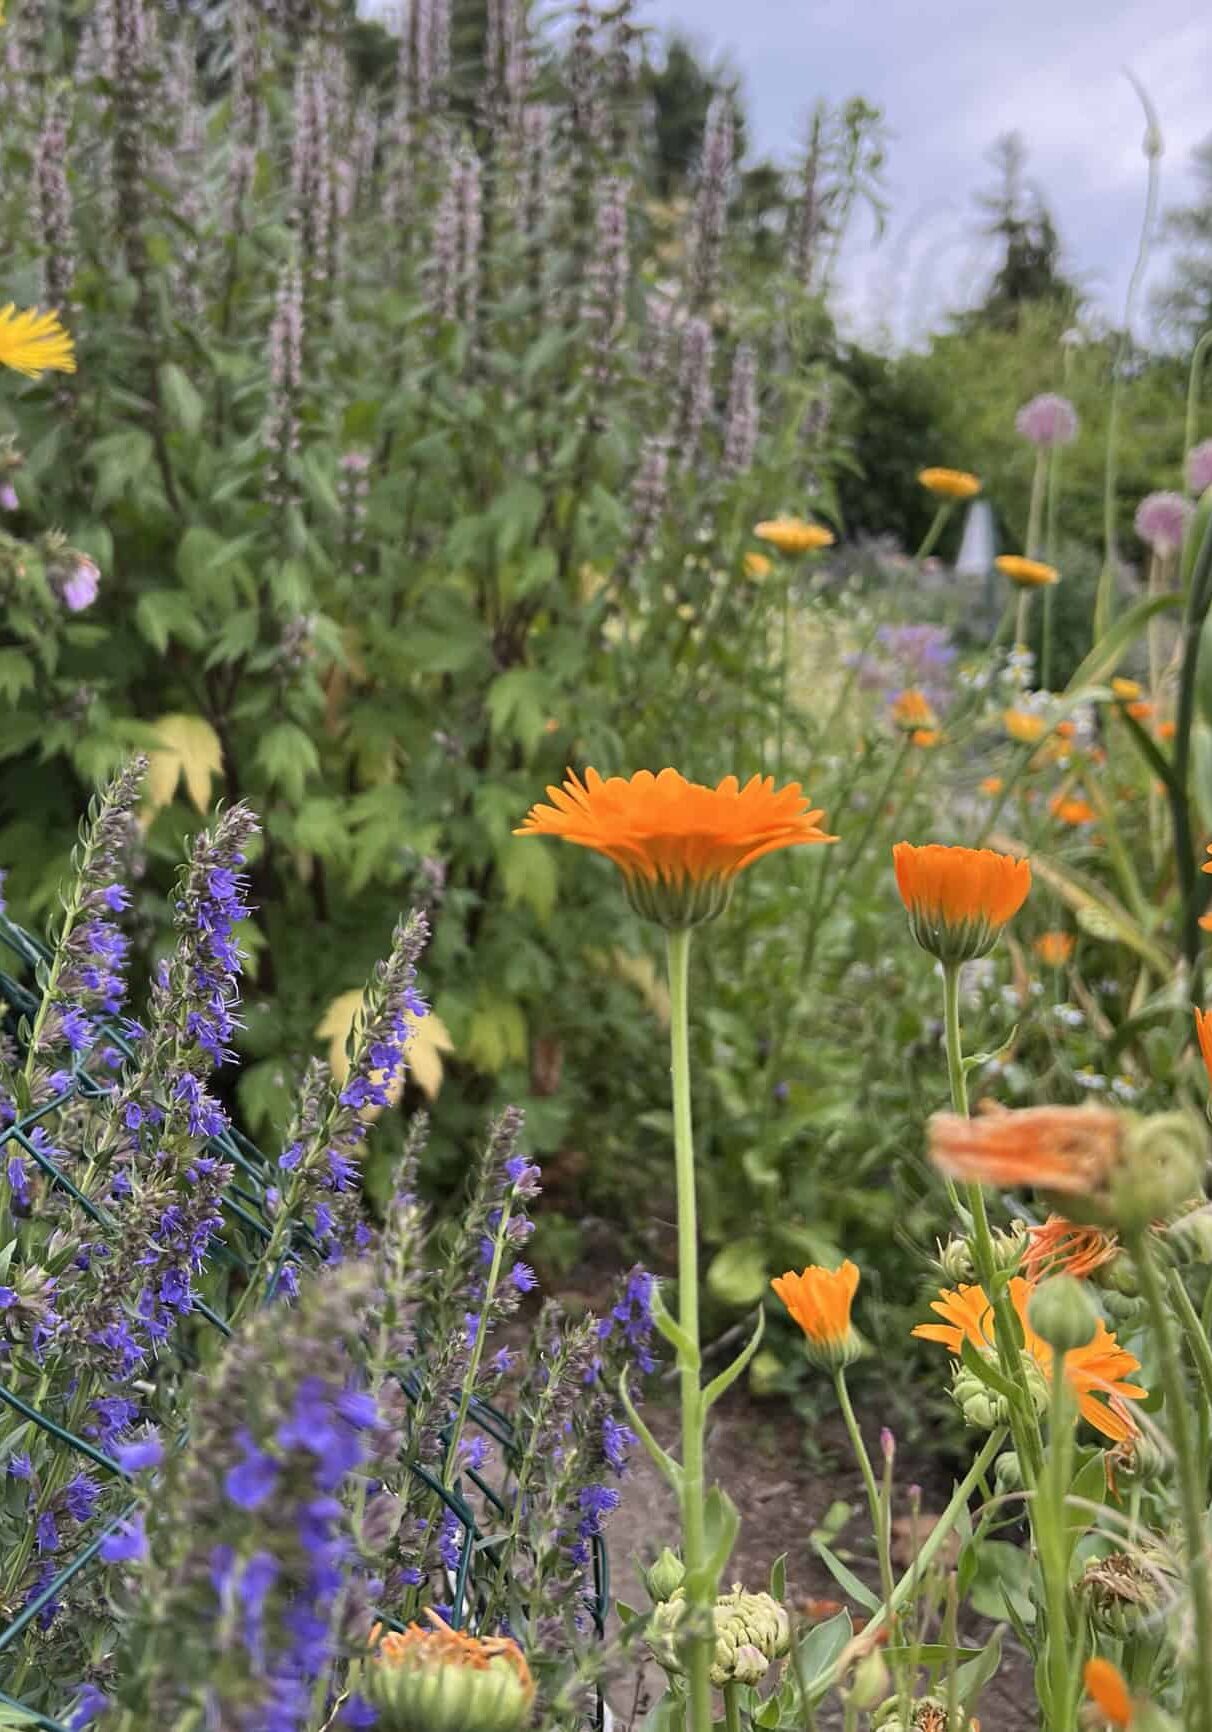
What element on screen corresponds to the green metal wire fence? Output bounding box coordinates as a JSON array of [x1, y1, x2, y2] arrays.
[[0, 910, 608, 1730]]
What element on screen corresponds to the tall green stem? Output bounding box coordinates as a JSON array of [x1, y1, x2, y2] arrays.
[[723, 1681, 742, 1732], [442, 1192, 514, 1486], [1040, 1357, 1076, 1730], [775, 571, 793, 784], [836, 1370, 896, 1614], [666, 927, 713, 1732], [1185, 331, 1212, 468], [915, 503, 952, 564], [1134, 1228, 1212, 1732]]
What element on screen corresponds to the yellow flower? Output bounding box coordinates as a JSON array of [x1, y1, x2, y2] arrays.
[[918, 467, 981, 501], [996, 554, 1059, 589], [1110, 678, 1142, 702], [980, 776, 1004, 796], [0, 303, 76, 378], [1003, 708, 1046, 744], [753, 517, 835, 555], [743, 551, 773, 580]]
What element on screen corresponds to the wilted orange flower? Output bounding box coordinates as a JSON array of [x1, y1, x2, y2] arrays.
[[744, 551, 773, 579], [1195, 1008, 1212, 1086], [1022, 1215, 1119, 1282], [893, 842, 1030, 963], [912, 729, 941, 748], [918, 467, 981, 501], [773, 1260, 862, 1366], [929, 1104, 1121, 1197], [516, 768, 836, 928], [1084, 1658, 1134, 1728], [1033, 931, 1074, 967], [996, 554, 1059, 589], [890, 689, 936, 733], [0, 303, 76, 378], [1125, 700, 1154, 722], [1111, 678, 1142, 702], [1003, 708, 1046, 744], [754, 516, 834, 555], [1050, 793, 1097, 825], [913, 1277, 1145, 1441], [980, 776, 1003, 796]]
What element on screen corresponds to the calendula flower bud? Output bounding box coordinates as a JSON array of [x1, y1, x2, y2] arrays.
[[874, 1694, 979, 1732], [645, 1547, 685, 1603], [1106, 1426, 1170, 1495], [936, 1236, 974, 1284], [650, 1585, 790, 1682], [994, 1449, 1024, 1498], [951, 1355, 1047, 1430], [364, 1620, 536, 1732], [1078, 1549, 1172, 1639], [1164, 1205, 1212, 1265], [1028, 1275, 1099, 1356], [992, 1221, 1029, 1271], [849, 1647, 891, 1709], [729, 1644, 769, 1686]]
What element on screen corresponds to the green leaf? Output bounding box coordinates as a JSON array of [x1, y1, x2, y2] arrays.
[[498, 837, 557, 921], [959, 1337, 1019, 1402], [254, 722, 320, 806], [0, 650, 34, 706], [159, 361, 205, 435], [703, 1307, 765, 1410], [1065, 593, 1183, 695], [769, 1553, 787, 1603], [486, 668, 550, 755], [965, 1540, 1035, 1624], [650, 1284, 697, 1364], [954, 1625, 1005, 1708], [697, 1485, 739, 1591], [294, 798, 351, 863], [135, 589, 206, 654], [795, 1608, 853, 1692], [706, 1239, 768, 1308], [810, 1539, 879, 1612]]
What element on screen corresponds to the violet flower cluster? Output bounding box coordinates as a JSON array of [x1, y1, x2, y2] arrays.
[[845, 622, 958, 719]]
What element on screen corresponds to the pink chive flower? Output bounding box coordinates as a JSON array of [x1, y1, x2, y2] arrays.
[[61, 555, 101, 612], [0, 482, 18, 512], [1014, 393, 1079, 449], [1135, 491, 1194, 555], [1187, 439, 1212, 496]]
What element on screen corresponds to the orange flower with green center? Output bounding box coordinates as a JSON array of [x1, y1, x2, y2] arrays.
[[365, 1614, 535, 1732], [1003, 708, 1046, 744], [516, 768, 836, 928], [1022, 1215, 1119, 1282], [893, 841, 1031, 964], [996, 554, 1059, 589], [913, 1276, 1146, 1441], [753, 516, 834, 555], [772, 1260, 862, 1368], [1084, 1658, 1134, 1728], [918, 467, 981, 501], [890, 689, 936, 733], [0, 303, 76, 378], [1034, 931, 1074, 967]]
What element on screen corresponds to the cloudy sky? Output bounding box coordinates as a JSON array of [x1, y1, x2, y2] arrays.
[[644, 0, 1208, 347]]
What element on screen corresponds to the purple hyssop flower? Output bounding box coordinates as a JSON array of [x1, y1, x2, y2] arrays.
[[0, 481, 18, 512], [1014, 393, 1078, 448], [1188, 439, 1212, 496], [1135, 491, 1193, 555], [61, 556, 101, 613]]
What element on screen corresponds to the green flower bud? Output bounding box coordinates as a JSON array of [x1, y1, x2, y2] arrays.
[[1106, 1426, 1171, 1493], [994, 1449, 1024, 1498], [936, 1236, 975, 1284], [645, 1548, 686, 1604], [950, 1364, 1009, 1430], [991, 1220, 1029, 1272], [1028, 1275, 1099, 1355], [849, 1648, 891, 1710], [1077, 1549, 1172, 1639], [1164, 1206, 1212, 1265], [364, 1624, 536, 1732], [1111, 1112, 1205, 1234], [1098, 1250, 1140, 1297], [728, 1644, 770, 1687], [649, 1585, 790, 1683]]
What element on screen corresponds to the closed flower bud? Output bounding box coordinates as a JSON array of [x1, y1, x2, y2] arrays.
[[991, 1221, 1029, 1271], [936, 1236, 974, 1283], [645, 1548, 686, 1603], [729, 1644, 769, 1686], [951, 1364, 1009, 1430], [650, 1585, 790, 1682], [1106, 1426, 1170, 1494], [1028, 1275, 1099, 1355], [1078, 1549, 1171, 1639], [994, 1449, 1025, 1497], [365, 1620, 536, 1732], [1164, 1205, 1212, 1265], [849, 1647, 891, 1709], [1112, 1113, 1205, 1234]]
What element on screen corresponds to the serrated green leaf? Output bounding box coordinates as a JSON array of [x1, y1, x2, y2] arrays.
[[255, 722, 320, 806], [0, 650, 34, 705], [160, 361, 204, 435]]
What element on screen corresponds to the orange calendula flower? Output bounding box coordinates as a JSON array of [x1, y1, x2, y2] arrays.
[[1111, 678, 1142, 702], [1125, 700, 1154, 722], [1202, 844, 1212, 876], [913, 1276, 1146, 1441], [918, 467, 981, 501], [753, 516, 834, 555], [893, 841, 1031, 964], [743, 551, 773, 579], [980, 776, 1003, 796], [912, 729, 941, 749], [516, 768, 836, 929], [890, 689, 936, 733], [1195, 1008, 1212, 1086], [996, 554, 1059, 589], [772, 1260, 862, 1368], [1200, 913, 1212, 933], [1022, 1215, 1119, 1282], [1156, 720, 1176, 741], [1003, 708, 1046, 744], [366, 1613, 535, 1731], [1050, 793, 1097, 826], [0, 303, 76, 378], [1084, 1658, 1134, 1728], [1034, 931, 1074, 967], [930, 1104, 1121, 1197]]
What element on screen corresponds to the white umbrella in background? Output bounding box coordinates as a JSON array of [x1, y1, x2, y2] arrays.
[[955, 499, 994, 578]]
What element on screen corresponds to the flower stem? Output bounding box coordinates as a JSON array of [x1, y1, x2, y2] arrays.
[[1133, 1226, 1212, 1732], [1014, 588, 1031, 654], [441, 1191, 514, 1487], [774, 568, 793, 785], [666, 926, 713, 1732], [835, 1370, 896, 1615], [915, 503, 952, 563], [1040, 1353, 1075, 1730], [723, 1681, 742, 1732]]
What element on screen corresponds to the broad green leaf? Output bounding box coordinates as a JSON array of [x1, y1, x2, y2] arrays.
[[255, 721, 320, 806], [795, 1608, 853, 1690], [135, 588, 206, 654], [954, 1625, 1005, 1708], [499, 837, 557, 921], [810, 1539, 879, 1612], [0, 650, 34, 706], [464, 994, 527, 1073], [706, 1239, 768, 1308]]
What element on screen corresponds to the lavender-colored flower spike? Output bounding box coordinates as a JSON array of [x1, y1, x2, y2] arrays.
[[430, 165, 460, 323], [673, 316, 715, 472], [264, 263, 304, 508], [723, 342, 759, 477], [1015, 393, 1078, 449], [1135, 490, 1193, 556], [624, 435, 671, 576], [35, 93, 75, 315], [1187, 439, 1212, 496], [583, 177, 629, 390], [689, 94, 734, 310], [457, 146, 483, 329], [290, 43, 333, 294], [793, 107, 825, 291]]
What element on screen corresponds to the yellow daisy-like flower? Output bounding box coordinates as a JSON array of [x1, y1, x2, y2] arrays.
[[913, 1276, 1146, 1441], [996, 554, 1059, 589], [1003, 708, 1047, 744], [1111, 678, 1142, 702], [743, 551, 773, 580], [0, 303, 77, 378], [918, 467, 981, 501], [753, 517, 835, 555]]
